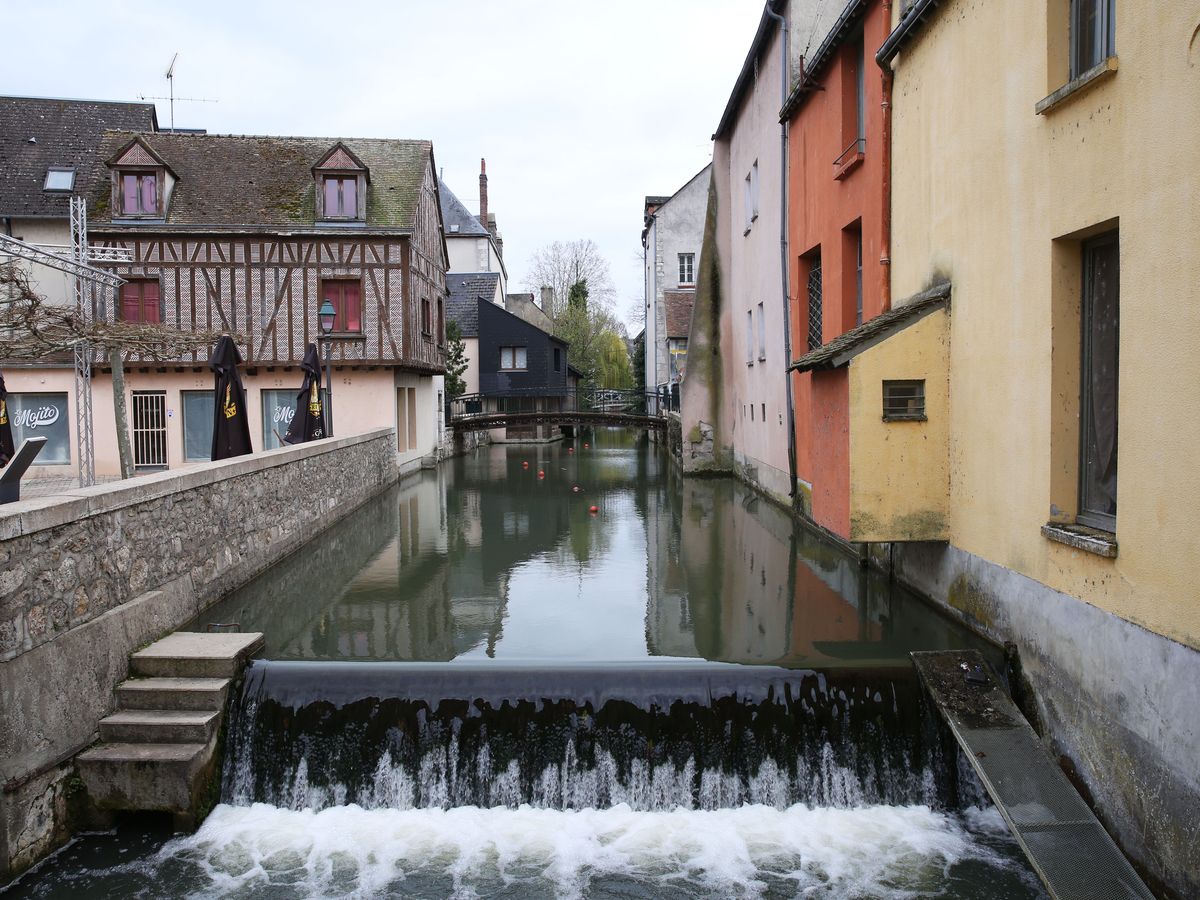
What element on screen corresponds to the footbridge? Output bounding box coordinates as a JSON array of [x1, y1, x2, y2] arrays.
[[447, 388, 669, 432]]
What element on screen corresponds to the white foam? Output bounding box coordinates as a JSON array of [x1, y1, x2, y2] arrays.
[[160, 801, 1030, 899]]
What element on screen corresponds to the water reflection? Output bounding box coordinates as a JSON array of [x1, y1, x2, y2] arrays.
[[195, 432, 983, 665]]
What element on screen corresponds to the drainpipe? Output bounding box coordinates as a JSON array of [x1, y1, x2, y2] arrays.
[[879, 0, 894, 312], [764, 0, 799, 499]]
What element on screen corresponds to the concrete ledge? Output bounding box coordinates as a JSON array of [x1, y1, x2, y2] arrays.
[[1041, 522, 1118, 558], [1035, 57, 1119, 115]]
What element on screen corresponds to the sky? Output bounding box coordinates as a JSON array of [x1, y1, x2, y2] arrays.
[[1, 0, 769, 332]]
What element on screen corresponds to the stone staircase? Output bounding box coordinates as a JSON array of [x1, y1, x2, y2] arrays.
[[77, 632, 263, 826]]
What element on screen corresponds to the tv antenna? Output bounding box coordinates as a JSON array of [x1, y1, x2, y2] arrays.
[[138, 53, 217, 133]]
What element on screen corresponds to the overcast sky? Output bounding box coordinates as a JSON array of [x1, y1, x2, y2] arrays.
[[2, 0, 767, 330]]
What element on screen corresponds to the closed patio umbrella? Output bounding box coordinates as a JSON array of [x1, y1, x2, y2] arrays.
[[283, 344, 326, 444], [0, 371, 14, 467], [209, 335, 253, 460]]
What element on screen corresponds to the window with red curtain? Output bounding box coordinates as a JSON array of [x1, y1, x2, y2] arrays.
[[321, 280, 362, 333], [322, 176, 359, 218], [120, 280, 161, 323], [119, 172, 157, 215]]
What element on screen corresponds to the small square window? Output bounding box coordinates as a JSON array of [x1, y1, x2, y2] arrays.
[[44, 168, 75, 192], [883, 380, 926, 421], [500, 346, 527, 370]]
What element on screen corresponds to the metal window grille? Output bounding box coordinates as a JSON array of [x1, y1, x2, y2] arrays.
[[131, 391, 168, 468], [882, 380, 926, 421], [806, 256, 823, 350]]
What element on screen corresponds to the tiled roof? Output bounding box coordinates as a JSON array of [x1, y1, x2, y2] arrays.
[[789, 281, 951, 372], [664, 290, 695, 338], [446, 272, 501, 337], [439, 178, 488, 236], [86, 131, 432, 230], [0, 96, 157, 218]]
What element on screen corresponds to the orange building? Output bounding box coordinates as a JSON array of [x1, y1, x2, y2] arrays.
[[784, 0, 892, 540]]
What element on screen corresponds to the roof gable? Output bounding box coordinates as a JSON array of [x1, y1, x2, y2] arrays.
[[108, 136, 176, 177], [313, 141, 369, 178], [439, 178, 488, 236]]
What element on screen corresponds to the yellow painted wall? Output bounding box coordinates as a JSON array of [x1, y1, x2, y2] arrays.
[[889, 2, 1200, 648], [848, 308, 950, 542]]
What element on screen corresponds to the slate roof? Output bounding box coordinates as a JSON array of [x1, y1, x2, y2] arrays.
[[664, 290, 695, 339], [789, 281, 951, 372], [439, 178, 488, 236], [446, 272, 501, 337], [0, 96, 157, 218], [86, 131, 432, 230]]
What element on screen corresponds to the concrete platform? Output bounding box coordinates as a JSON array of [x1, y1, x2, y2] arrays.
[[98, 709, 220, 744], [76, 741, 214, 813], [912, 650, 1153, 900], [116, 677, 230, 711], [130, 631, 264, 678]]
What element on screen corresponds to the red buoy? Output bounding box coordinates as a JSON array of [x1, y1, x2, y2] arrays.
[[583, 443, 590, 449], [572, 485, 581, 493], [589, 505, 599, 514], [568, 447, 574, 453], [522, 461, 529, 468], [538, 470, 545, 479]]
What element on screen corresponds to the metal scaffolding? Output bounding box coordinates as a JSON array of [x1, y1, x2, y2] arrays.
[[0, 204, 128, 487]]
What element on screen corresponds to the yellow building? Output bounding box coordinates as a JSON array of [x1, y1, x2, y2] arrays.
[[873, 1, 1200, 894]]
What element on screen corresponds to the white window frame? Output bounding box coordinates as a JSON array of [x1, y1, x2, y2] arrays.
[[757, 301, 766, 361], [500, 346, 528, 371], [678, 252, 695, 286], [745, 309, 755, 365]]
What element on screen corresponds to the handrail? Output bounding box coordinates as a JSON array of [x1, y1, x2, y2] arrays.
[[446, 387, 668, 423]]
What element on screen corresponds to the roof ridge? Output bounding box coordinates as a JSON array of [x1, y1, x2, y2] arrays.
[[97, 129, 432, 145]]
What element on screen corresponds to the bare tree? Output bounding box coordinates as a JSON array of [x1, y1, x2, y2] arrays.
[[524, 239, 616, 319], [1, 260, 234, 477]]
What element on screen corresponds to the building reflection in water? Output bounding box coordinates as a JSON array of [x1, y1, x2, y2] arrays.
[[196, 432, 983, 666]]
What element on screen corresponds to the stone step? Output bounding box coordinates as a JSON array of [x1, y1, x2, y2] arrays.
[[98, 709, 220, 745], [116, 677, 231, 711], [130, 631, 264, 678], [77, 741, 214, 814]]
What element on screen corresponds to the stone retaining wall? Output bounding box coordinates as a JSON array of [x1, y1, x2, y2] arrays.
[[0, 428, 397, 880]]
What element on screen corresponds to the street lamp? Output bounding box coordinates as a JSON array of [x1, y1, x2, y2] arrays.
[[318, 299, 336, 437]]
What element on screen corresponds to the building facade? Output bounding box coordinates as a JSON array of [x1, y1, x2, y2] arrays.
[[875, 1, 1200, 894], [3, 124, 448, 479], [642, 165, 709, 393]]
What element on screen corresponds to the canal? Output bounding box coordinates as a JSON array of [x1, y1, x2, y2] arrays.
[[7, 433, 1045, 898]]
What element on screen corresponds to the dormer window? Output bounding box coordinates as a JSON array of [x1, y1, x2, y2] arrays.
[[322, 175, 358, 218], [120, 172, 158, 215], [313, 142, 369, 223]]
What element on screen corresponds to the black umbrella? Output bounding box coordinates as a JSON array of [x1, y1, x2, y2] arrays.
[[0, 371, 14, 467], [209, 336, 253, 460], [283, 344, 326, 444]]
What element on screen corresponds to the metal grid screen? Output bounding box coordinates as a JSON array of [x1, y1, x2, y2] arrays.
[[132, 391, 168, 468], [883, 380, 926, 421], [806, 257, 823, 351]]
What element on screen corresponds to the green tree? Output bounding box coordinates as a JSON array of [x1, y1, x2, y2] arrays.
[[596, 330, 633, 389], [444, 319, 469, 398]]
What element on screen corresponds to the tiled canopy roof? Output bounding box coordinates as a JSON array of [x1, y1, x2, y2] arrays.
[[0, 96, 157, 218], [790, 281, 951, 372], [87, 131, 432, 230], [664, 290, 695, 339]]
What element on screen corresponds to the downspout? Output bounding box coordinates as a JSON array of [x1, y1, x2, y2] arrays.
[[879, 0, 894, 312], [764, 0, 799, 499]]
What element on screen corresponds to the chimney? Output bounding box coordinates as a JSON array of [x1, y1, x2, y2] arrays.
[[478, 158, 488, 230], [539, 286, 554, 310]]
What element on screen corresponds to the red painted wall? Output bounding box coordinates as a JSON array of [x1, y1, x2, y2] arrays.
[[787, 0, 890, 540]]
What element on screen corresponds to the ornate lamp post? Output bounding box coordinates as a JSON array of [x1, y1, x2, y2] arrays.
[[318, 299, 336, 437]]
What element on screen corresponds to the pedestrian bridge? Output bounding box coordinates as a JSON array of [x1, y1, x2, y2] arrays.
[[447, 388, 669, 432]]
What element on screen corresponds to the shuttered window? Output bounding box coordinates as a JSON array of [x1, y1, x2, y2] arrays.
[[120, 280, 161, 324]]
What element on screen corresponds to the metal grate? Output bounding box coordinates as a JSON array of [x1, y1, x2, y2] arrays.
[[883, 380, 925, 421], [131, 391, 168, 468], [806, 256, 823, 351]]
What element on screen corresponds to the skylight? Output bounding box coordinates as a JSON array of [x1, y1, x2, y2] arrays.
[[44, 168, 75, 192]]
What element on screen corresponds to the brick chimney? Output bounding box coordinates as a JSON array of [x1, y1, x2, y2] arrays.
[[478, 158, 488, 230]]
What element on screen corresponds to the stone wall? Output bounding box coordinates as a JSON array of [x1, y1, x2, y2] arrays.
[[0, 428, 397, 880]]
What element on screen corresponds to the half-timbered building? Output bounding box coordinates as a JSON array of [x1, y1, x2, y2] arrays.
[[8, 128, 449, 478]]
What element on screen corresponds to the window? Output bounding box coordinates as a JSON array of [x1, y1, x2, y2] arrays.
[[44, 168, 74, 192], [553, 347, 562, 372], [421, 299, 433, 338], [1078, 230, 1119, 530], [261, 388, 327, 450], [320, 280, 362, 333], [855, 229, 863, 326], [883, 380, 926, 421], [322, 175, 359, 218], [805, 250, 823, 350], [746, 309, 755, 364], [436, 299, 445, 346], [1071, 0, 1115, 79], [131, 391, 167, 469], [855, 37, 866, 144], [500, 346, 528, 370], [6, 392, 70, 464], [181, 391, 214, 462], [119, 171, 157, 216], [668, 338, 688, 381], [678, 253, 695, 286], [756, 301, 766, 360], [120, 280, 161, 324], [744, 162, 759, 232]]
